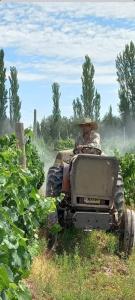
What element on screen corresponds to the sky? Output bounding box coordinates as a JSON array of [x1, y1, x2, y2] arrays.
[[0, 1, 135, 127]]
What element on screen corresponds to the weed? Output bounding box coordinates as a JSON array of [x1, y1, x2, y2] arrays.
[[26, 230, 135, 300]]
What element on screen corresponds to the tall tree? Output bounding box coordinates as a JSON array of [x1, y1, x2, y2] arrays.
[[102, 105, 113, 127], [101, 105, 121, 138], [0, 49, 8, 134], [52, 82, 61, 140], [41, 116, 54, 143], [93, 90, 101, 121], [9, 66, 21, 127], [60, 117, 70, 139], [73, 97, 83, 119], [116, 41, 135, 123], [81, 55, 96, 119], [102, 105, 121, 128]]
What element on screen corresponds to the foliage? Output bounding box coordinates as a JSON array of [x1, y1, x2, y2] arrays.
[[101, 106, 122, 140], [116, 41, 135, 124], [0, 49, 8, 135], [81, 55, 95, 118], [73, 97, 83, 120], [9, 66, 21, 128], [118, 152, 135, 207], [25, 138, 44, 189], [0, 134, 56, 299], [93, 89, 101, 121], [59, 117, 74, 140], [103, 143, 135, 206], [57, 229, 118, 258], [40, 116, 54, 144], [102, 105, 119, 128], [40, 116, 79, 145], [54, 138, 74, 150], [81, 55, 101, 120]]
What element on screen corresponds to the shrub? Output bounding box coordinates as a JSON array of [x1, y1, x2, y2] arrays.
[[54, 138, 74, 150], [119, 152, 135, 207], [0, 134, 56, 299]]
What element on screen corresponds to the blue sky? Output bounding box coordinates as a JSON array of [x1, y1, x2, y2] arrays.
[[0, 1, 135, 127]]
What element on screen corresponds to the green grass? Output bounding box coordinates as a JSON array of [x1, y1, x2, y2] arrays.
[[26, 229, 135, 300]]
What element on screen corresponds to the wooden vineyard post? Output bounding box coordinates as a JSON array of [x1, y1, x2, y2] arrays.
[[15, 122, 26, 169]]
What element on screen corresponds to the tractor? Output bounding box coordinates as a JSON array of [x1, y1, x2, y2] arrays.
[[46, 146, 135, 255]]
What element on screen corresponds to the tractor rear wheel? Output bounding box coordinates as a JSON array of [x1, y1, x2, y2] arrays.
[[45, 166, 63, 250], [119, 208, 135, 255], [46, 166, 63, 197]]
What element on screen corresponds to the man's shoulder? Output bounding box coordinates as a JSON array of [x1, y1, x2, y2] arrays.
[[91, 130, 100, 138]]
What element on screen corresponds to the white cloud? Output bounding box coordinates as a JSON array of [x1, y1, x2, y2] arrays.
[[0, 2, 135, 86], [5, 59, 117, 85], [18, 72, 47, 82], [2, 2, 134, 19]]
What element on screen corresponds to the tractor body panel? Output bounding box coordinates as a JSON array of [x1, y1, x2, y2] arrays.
[[70, 154, 119, 211]]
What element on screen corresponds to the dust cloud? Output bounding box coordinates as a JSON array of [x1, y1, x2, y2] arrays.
[[33, 138, 56, 194], [101, 120, 135, 155]]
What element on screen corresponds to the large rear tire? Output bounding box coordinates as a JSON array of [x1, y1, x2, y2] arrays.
[[45, 166, 63, 251], [119, 209, 135, 255], [46, 166, 63, 197]]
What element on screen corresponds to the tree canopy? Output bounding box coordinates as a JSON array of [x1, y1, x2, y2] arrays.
[[116, 41, 135, 124], [9, 66, 21, 127], [0, 49, 8, 134], [81, 55, 101, 120]]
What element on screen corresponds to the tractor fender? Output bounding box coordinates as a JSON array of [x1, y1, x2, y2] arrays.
[[62, 162, 70, 193]]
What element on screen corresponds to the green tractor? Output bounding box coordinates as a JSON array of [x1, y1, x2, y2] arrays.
[[46, 147, 135, 255]]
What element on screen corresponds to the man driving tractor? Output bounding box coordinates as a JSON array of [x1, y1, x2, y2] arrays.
[[74, 118, 101, 155]]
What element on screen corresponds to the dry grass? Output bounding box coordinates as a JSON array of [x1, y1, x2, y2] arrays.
[[27, 255, 59, 299]]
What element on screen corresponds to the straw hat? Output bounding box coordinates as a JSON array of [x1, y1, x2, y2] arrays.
[[77, 118, 98, 130]]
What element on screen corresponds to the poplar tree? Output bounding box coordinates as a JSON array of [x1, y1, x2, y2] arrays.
[[116, 41, 135, 123], [0, 49, 7, 134], [81, 55, 100, 120], [93, 90, 101, 121], [81, 55, 95, 118], [9, 66, 21, 127], [103, 105, 113, 127], [73, 97, 83, 119]]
